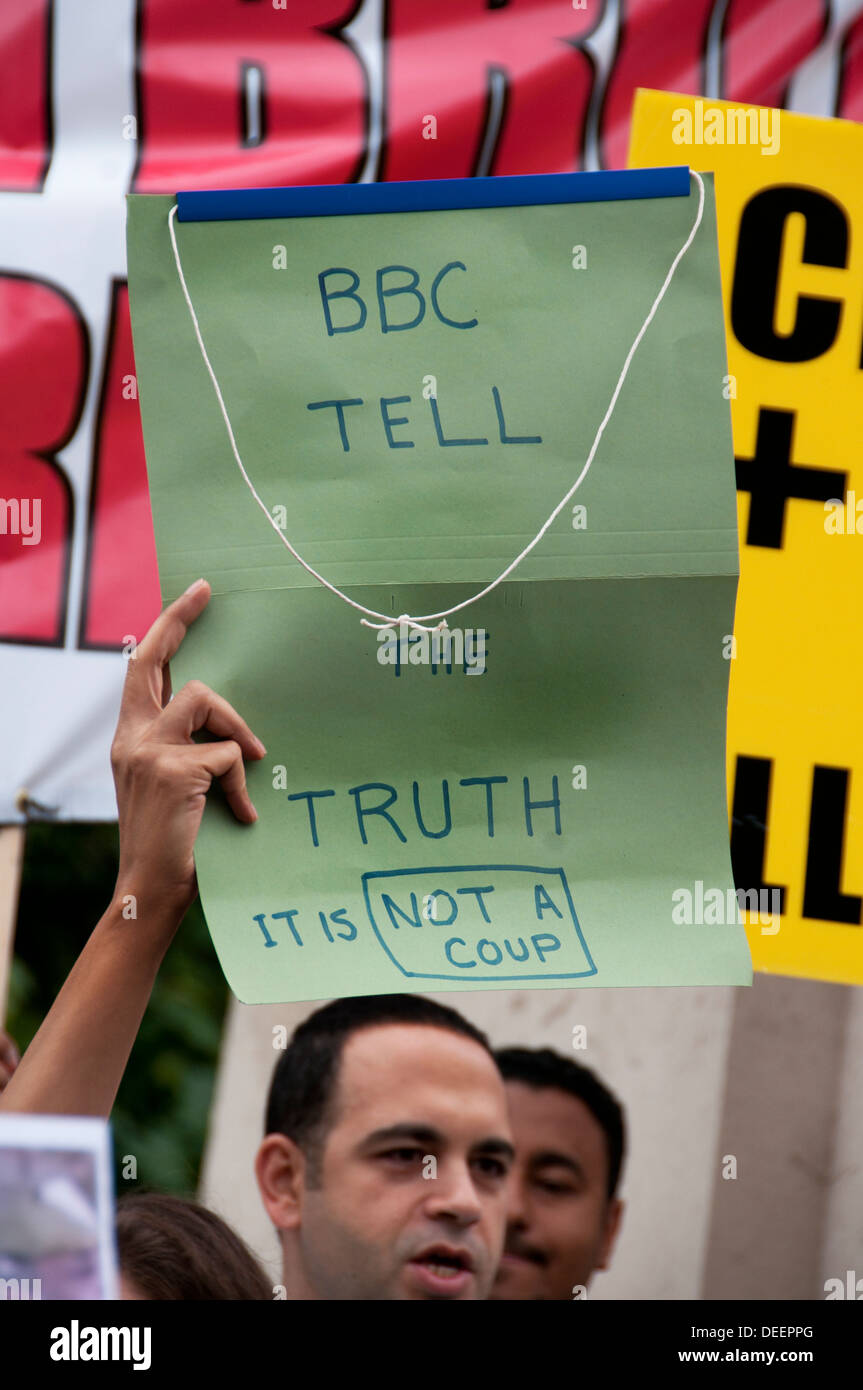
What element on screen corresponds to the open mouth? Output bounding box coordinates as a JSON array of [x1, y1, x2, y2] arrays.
[[412, 1248, 473, 1279], [407, 1246, 476, 1292]]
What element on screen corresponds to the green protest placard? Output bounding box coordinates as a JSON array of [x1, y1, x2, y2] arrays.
[[126, 169, 752, 1001]]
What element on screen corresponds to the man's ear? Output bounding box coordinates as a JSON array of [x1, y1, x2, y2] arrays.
[[255, 1133, 308, 1232], [596, 1197, 623, 1271]]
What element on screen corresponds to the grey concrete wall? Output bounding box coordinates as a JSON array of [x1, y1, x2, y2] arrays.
[[818, 987, 863, 1297], [701, 975, 849, 1300]]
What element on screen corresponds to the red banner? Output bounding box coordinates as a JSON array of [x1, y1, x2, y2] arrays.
[[0, 0, 860, 818]]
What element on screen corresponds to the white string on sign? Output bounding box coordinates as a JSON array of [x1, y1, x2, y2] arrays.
[[167, 170, 705, 634]]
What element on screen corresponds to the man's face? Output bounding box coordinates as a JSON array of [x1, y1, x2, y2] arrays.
[[491, 1081, 622, 1301], [295, 1024, 514, 1300]]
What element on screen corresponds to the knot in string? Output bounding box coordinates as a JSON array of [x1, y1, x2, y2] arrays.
[[361, 614, 450, 634]]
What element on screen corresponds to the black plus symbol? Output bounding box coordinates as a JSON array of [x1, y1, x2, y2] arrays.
[[735, 407, 847, 549]]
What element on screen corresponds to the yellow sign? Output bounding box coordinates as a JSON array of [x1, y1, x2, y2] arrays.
[[629, 89, 863, 986]]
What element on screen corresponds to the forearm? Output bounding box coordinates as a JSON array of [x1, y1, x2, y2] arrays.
[[0, 890, 184, 1118], [0, 581, 261, 1120]]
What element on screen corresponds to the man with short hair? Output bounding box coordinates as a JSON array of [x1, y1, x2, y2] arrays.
[[490, 1047, 625, 1301], [256, 994, 514, 1300]]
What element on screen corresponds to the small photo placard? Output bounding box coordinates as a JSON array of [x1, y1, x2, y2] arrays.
[[0, 1114, 117, 1301]]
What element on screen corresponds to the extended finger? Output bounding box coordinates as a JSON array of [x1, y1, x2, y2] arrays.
[[156, 680, 265, 759], [118, 580, 212, 725]]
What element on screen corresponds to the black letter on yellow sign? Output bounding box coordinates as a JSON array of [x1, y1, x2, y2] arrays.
[[734, 407, 846, 549], [730, 755, 787, 915], [803, 766, 862, 925], [731, 187, 847, 363]]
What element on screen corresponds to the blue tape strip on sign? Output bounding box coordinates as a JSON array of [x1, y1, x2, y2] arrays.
[[175, 166, 692, 223]]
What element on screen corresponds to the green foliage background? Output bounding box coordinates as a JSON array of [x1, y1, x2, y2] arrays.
[[7, 822, 227, 1197]]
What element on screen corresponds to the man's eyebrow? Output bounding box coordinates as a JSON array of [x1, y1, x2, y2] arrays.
[[362, 1124, 443, 1148], [473, 1137, 516, 1163], [530, 1150, 588, 1181], [360, 1125, 515, 1162]]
